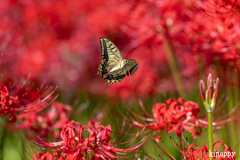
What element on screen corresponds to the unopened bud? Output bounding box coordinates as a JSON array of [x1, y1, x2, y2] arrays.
[[214, 78, 219, 103], [199, 74, 219, 112], [199, 80, 205, 102]]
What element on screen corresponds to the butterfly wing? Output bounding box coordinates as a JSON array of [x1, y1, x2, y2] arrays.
[[104, 59, 138, 85], [126, 59, 138, 76], [104, 67, 128, 85], [97, 38, 123, 78], [100, 38, 123, 61]]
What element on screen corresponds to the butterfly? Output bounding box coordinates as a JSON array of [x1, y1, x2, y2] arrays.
[[95, 38, 138, 85]]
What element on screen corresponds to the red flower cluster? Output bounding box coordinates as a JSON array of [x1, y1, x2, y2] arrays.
[[152, 136, 236, 160], [0, 79, 57, 123], [152, 98, 201, 139], [181, 141, 236, 160], [6, 102, 72, 140], [119, 97, 237, 142], [120, 98, 202, 142], [27, 120, 148, 160]]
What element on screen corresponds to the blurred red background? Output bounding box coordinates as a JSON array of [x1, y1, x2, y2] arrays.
[[0, 0, 239, 101]]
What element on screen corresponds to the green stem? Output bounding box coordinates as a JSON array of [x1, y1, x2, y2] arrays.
[[21, 136, 26, 160], [208, 112, 213, 160], [0, 124, 8, 158], [227, 66, 237, 148], [179, 136, 184, 160], [163, 40, 186, 98]]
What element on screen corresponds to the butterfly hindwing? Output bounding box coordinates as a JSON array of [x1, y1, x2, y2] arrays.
[[126, 59, 138, 76], [97, 60, 107, 78], [104, 74, 126, 85], [104, 59, 138, 85]]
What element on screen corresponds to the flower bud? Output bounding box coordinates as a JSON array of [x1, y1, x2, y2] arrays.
[[199, 74, 219, 112]]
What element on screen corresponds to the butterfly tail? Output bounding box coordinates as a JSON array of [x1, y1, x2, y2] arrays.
[[127, 68, 130, 76]]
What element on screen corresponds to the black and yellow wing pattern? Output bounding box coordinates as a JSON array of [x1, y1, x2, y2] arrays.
[[104, 59, 138, 85], [96, 38, 138, 85], [97, 38, 122, 78]]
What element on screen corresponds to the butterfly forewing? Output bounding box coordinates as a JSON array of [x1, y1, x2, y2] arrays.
[[98, 38, 123, 77], [100, 38, 123, 61]]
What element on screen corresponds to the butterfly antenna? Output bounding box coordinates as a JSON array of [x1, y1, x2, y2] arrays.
[[93, 73, 98, 79], [127, 50, 139, 58]]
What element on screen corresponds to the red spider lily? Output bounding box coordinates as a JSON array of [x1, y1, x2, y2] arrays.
[[150, 133, 236, 160], [116, 98, 237, 142], [0, 79, 57, 123], [3, 101, 72, 140], [5, 101, 106, 140], [26, 120, 148, 160], [202, 0, 240, 18]]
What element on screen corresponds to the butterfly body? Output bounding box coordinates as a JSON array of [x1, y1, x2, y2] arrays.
[[96, 38, 138, 85], [109, 59, 127, 73]]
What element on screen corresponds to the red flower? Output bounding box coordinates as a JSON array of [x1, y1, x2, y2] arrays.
[[26, 120, 148, 160], [4, 101, 71, 140], [0, 79, 57, 123], [117, 98, 237, 142], [151, 135, 236, 160]]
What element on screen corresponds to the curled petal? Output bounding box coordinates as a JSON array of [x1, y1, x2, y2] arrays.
[[8, 112, 16, 123], [214, 78, 219, 103]]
